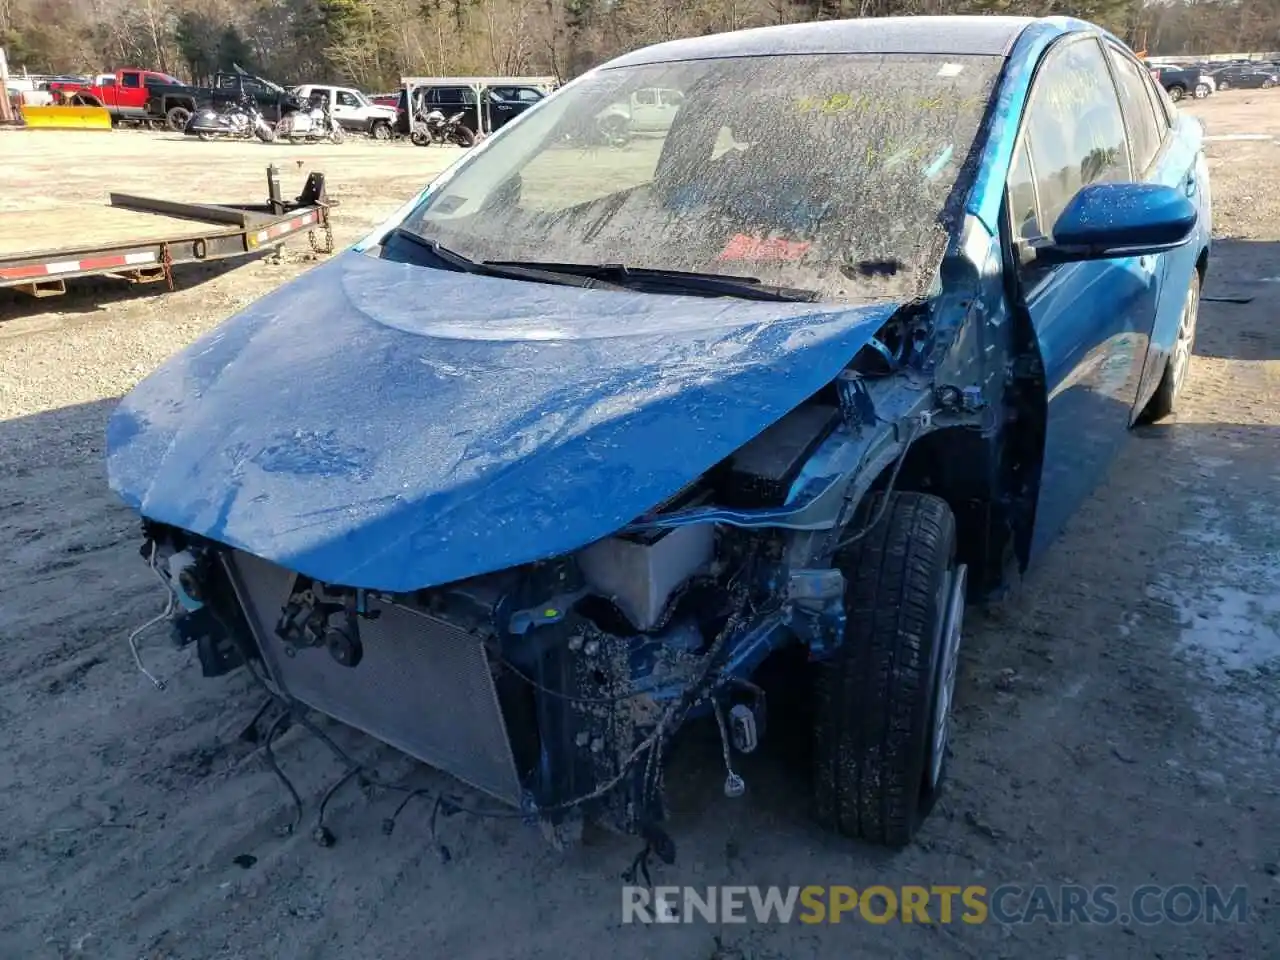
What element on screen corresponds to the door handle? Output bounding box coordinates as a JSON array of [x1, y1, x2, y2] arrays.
[[1184, 173, 1197, 197]]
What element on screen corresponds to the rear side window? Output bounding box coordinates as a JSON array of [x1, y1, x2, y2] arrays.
[[1108, 47, 1164, 174], [1021, 37, 1131, 238]]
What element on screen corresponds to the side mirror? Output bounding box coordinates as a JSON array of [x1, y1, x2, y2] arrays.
[[1032, 181, 1197, 265]]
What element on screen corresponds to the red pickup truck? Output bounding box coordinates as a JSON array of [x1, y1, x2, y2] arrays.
[[48, 68, 186, 125]]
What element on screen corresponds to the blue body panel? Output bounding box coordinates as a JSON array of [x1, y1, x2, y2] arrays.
[[966, 22, 1211, 560], [106, 252, 897, 592], [1131, 115, 1212, 419]]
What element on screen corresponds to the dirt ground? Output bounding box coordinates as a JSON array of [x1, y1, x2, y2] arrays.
[[1, 93, 1278, 960]]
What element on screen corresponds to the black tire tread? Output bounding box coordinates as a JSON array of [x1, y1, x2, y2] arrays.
[[812, 491, 955, 847]]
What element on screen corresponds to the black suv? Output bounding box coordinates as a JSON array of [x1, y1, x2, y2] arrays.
[[394, 83, 545, 136]]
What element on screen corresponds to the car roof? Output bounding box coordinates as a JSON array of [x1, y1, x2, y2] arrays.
[[602, 15, 1093, 68]]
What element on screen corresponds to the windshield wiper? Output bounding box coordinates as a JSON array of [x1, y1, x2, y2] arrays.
[[389, 230, 629, 291], [483, 261, 819, 302]]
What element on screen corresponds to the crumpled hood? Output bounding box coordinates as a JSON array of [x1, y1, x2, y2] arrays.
[[107, 251, 899, 591]]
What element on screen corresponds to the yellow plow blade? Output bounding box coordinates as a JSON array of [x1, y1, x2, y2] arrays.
[[20, 105, 112, 130]]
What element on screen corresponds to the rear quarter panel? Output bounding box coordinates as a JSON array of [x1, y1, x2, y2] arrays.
[[1131, 109, 1211, 418]]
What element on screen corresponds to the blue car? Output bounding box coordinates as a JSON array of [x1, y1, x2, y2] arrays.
[[106, 15, 1210, 851]]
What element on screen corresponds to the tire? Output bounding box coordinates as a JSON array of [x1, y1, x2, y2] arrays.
[[1141, 270, 1201, 422], [255, 124, 275, 143], [166, 105, 191, 131], [1194, 83, 1210, 99], [1218, 80, 1231, 91], [1263, 79, 1275, 90], [811, 492, 965, 848], [450, 124, 476, 147], [598, 113, 631, 146], [197, 131, 216, 142], [329, 125, 345, 144], [371, 120, 392, 140], [410, 130, 429, 147], [1167, 84, 1186, 102]]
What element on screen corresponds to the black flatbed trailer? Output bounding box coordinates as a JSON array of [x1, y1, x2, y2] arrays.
[[0, 165, 333, 298]]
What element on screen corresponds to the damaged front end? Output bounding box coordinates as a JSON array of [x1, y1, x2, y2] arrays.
[[134, 346, 953, 846]]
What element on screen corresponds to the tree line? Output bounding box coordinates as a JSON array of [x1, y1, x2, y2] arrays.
[[4, 0, 1280, 92]]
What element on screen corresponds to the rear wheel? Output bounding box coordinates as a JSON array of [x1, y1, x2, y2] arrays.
[[811, 492, 965, 848], [1194, 83, 1210, 99], [197, 131, 217, 142], [166, 105, 191, 131], [329, 124, 346, 144], [1141, 270, 1201, 422], [598, 113, 631, 146], [1263, 79, 1275, 90]]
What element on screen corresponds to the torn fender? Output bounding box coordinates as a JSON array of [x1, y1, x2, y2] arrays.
[[106, 251, 900, 592]]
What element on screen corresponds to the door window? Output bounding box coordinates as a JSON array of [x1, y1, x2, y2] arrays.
[[1107, 46, 1164, 174], [634, 89, 657, 106], [336, 90, 360, 108], [1020, 37, 1131, 240], [1006, 137, 1039, 241], [121, 73, 141, 88]]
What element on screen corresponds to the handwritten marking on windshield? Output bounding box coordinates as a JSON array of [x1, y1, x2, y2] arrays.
[[718, 235, 811, 262], [793, 93, 986, 115]]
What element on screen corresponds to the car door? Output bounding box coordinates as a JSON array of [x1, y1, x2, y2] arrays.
[[1006, 35, 1162, 560], [629, 88, 661, 132], [333, 89, 363, 130], [1104, 41, 1206, 421], [486, 87, 518, 130], [116, 71, 144, 112]]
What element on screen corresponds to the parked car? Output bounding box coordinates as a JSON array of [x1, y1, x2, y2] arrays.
[[106, 14, 1210, 853], [291, 84, 397, 138], [47, 68, 186, 124], [1147, 61, 1212, 100], [393, 81, 545, 136], [596, 86, 685, 140], [1209, 64, 1278, 90]]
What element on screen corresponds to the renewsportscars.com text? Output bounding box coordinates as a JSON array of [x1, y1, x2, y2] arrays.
[[622, 884, 1249, 925]]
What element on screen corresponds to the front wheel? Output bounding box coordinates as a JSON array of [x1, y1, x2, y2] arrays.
[[1141, 270, 1201, 422], [812, 492, 965, 848], [449, 124, 476, 147], [598, 113, 631, 147], [370, 120, 392, 140], [197, 130, 217, 142], [255, 123, 275, 143], [1167, 84, 1186, 102], [410, 130, 429, 146], [1263, 79, 1275, 90], [329, 124, 346, 144]]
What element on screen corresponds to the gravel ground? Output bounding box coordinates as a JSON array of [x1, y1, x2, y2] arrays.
[[1, 94, 1278, 959]]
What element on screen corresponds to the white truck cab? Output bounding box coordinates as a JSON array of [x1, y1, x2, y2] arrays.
[[291, 84, 397, 139]]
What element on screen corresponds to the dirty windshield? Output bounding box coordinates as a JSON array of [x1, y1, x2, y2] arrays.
[[397, 53, 1002, 301]]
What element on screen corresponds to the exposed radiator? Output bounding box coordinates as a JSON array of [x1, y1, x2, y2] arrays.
[[223, 550, 524, 806]]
